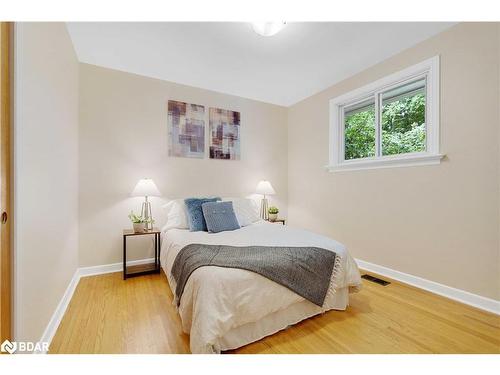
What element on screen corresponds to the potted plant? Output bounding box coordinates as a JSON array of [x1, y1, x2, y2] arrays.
[[268, 206, 279, 222], [128, 211, 147, 233]]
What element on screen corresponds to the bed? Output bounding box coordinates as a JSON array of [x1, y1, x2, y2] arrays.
[[160, 220, 362, 354]]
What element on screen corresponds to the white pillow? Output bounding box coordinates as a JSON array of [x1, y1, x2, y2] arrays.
[[161, 199, 189, 231], [222, 198, 260, 227]]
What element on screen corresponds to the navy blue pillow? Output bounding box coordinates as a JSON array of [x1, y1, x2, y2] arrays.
[[202, 201, 241, 233], [184, 197, 221, 231]]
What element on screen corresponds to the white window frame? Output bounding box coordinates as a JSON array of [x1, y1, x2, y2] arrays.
[[328, 56, 443, 172]]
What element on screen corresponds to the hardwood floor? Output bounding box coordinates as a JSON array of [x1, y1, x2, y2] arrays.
[[49, 270, 500, 354]]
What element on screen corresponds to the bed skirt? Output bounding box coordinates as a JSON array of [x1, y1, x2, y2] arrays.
[[217, 287, 349, 352]]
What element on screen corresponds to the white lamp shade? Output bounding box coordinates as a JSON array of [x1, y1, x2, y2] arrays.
[[255, 180, 276, 195], [131, 178, 161, 197]]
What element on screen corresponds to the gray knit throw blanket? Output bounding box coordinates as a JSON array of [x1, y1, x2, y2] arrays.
[[171, 244, 340, 307]]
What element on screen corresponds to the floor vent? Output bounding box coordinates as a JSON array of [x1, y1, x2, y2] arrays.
[[361, 274, 391, 286]]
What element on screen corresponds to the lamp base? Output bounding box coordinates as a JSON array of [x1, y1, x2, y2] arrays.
[[260, 197, 269, 220], [140, 197, 153, 231]]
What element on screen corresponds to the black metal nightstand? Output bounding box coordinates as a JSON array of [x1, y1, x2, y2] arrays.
[[267, 219, 286, 225], [122, 228, 161, 280]]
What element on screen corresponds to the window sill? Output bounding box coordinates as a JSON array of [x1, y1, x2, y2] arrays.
[[326, 153, 445, 172]]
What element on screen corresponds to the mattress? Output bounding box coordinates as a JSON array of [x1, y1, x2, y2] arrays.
[[160, 221, 362, 353]]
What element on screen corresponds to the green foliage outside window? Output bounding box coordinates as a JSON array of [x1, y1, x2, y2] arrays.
[[344, 105, 375, 160], [344, 93, 426, 160]]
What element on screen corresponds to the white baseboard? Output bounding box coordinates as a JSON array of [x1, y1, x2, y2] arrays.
[[78, 257, 155, 277], [356, 258, 500, 315], [38, 257, 155, 353], [37, 269, 80, 353]]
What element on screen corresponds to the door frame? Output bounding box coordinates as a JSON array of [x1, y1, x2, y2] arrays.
[[0, 21, 12, 343]]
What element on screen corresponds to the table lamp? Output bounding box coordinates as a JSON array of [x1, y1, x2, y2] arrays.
[[131, 178, 161, 231], [255, 180, 276, 220]]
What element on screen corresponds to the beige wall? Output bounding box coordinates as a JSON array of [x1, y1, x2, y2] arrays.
[[288, 23, 500, 300], [14, 23, 79, 341], [78, 64, 288, 267]]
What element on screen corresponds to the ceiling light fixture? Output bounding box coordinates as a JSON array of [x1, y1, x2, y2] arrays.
[[251, 22, 287, 37]]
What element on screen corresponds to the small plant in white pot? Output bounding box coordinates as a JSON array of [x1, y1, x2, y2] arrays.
[[128, 211, 148, 233], [268, 206, 279, 222]]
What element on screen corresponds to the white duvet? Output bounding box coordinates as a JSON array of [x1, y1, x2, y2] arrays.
[[161, 221, 362, 353]]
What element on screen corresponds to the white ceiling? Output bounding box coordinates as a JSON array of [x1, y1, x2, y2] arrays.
[[66, 22, 454, 106]]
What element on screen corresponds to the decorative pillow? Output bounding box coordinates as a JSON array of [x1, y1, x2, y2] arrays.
[[202, 201, 241, 233], [184, 197, 221, 231], [222, 197, 260, 226], [161, 199, 189, 231]]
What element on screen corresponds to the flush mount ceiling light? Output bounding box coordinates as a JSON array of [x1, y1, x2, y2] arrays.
[[251, 22, 287, 37]]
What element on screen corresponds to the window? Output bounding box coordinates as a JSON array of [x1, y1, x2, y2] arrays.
[[328, 56, 442, 172]]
